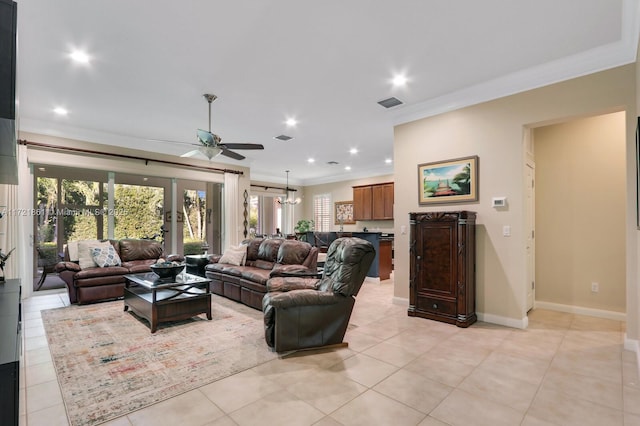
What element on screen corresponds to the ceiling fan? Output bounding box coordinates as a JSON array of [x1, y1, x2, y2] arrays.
[[178, 94, 264, 161]]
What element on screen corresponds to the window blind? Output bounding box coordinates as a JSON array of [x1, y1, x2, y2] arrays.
[[313, 193, 331, 232]]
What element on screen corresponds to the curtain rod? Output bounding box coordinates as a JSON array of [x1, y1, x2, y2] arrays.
[[18, 139, 244, 175], [250, 184, 298, 192]]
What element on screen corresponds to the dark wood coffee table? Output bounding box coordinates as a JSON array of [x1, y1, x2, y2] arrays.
[[123, 272, 212, 333]]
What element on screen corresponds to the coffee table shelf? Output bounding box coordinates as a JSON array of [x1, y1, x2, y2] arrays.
[[124, 272, 212, 333]]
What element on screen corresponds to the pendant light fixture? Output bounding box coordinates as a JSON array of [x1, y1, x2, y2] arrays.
[[276, 170, 301, 205]]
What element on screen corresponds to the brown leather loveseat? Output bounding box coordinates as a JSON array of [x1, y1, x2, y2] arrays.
[[205, 238, 318, 310], [55, 239, 175, 304]]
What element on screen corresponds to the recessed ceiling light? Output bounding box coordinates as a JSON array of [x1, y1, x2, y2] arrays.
[[53, 107, 68, 116], [392, 74, 408, 87], [285, 118, 297, 127], [345, 166, 351, 171], [69, 50, 90, 64], [349, 148, 358, 155], [385, 158, 392, 164], [307, 158, 315, 163]]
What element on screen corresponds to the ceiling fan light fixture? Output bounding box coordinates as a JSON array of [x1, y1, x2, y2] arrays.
[[200, 146, 222, 160]]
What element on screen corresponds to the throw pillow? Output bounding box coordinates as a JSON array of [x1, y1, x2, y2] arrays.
[[91, 245, 122, 267], [77, 240, 110, 269], [218, 246, 247, 266], [67, 241, 80, 262]]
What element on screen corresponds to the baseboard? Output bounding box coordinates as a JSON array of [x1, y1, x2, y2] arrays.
[[477, 312, 528, 329], [389, 298, 527, 329], [392, 296, 408, 306], [535, 301, 626, 322]]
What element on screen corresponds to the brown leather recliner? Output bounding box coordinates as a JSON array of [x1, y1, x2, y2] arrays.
[[262, 237, 375, 352]]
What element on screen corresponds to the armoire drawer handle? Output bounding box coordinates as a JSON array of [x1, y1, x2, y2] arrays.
[[432, 303, 438, 309]]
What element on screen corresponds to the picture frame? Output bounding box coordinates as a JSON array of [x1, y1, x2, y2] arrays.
[[334, 201, 355, 224], [418, 155, 479, 205]]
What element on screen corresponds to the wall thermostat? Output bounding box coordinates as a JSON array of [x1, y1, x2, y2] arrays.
[[492, 197, 507, 208]]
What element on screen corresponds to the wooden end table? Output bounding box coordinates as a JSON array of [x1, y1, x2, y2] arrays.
[[124, 272, 212, 333]]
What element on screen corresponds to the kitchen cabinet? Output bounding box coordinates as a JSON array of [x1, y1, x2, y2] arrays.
[[353, 182, 393, 220]]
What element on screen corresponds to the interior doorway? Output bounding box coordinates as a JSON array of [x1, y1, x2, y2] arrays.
[[527, 111, 626, 318]]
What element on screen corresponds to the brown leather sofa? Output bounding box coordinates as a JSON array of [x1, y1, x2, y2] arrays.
[[55, 239, 175, 305], [204, 238, 318, 310], [262, 237, 375, 352]]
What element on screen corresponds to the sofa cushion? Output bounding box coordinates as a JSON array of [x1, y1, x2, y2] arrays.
[[245, 238, 264, 262], [218, 246, 247, 266], [206, 262, 243, 277], [123, 259, 157, 273], [119, 239, 163, 262], [91, 245, 122, 267], [257, 239, 283, 263], [240, 268, 271, 285], [254, 259, 274, 270], [277, 240, 311, 265]]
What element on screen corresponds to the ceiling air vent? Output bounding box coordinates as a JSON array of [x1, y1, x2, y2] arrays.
[[377, 97, 403, 108], [274, 134, 293, 141]]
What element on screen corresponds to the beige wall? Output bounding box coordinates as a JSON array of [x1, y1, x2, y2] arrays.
[[302, 174, 395, 233], [394, 65, 636, 327], [534, 112, 626, 313]]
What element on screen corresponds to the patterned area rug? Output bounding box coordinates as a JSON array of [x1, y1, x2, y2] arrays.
[[42, 295, 276, 426]]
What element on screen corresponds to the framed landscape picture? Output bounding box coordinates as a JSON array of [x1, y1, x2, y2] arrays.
[[334, 201, 355, 224], [418, 155, 479, 205]]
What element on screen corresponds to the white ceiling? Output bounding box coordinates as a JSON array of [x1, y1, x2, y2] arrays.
[[15, 0, 639, 186]]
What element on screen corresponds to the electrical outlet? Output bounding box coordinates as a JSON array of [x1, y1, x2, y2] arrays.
[[591, 282, 599, 293]]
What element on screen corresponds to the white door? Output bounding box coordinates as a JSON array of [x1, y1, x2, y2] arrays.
[[525, 162, 535, 312]]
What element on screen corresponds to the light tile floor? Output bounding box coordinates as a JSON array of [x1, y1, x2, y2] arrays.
[[20, 280, 640, 426]]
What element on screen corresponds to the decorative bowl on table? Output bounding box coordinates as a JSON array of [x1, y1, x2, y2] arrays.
[[150, 262, 185, 280]]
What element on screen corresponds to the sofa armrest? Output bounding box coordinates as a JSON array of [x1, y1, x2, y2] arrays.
[[207, 254, 223, 264], [55, 261, 81, 273], [266, 277, 320, 292], [270, 264, 320, 278]]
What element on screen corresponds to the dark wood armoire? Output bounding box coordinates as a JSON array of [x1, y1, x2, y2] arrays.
[[408, 211, 476, 327]]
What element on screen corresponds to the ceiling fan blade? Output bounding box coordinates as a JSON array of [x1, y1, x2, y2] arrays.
[[220, 148, 245, 160], [221, 143, 264, 150]]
